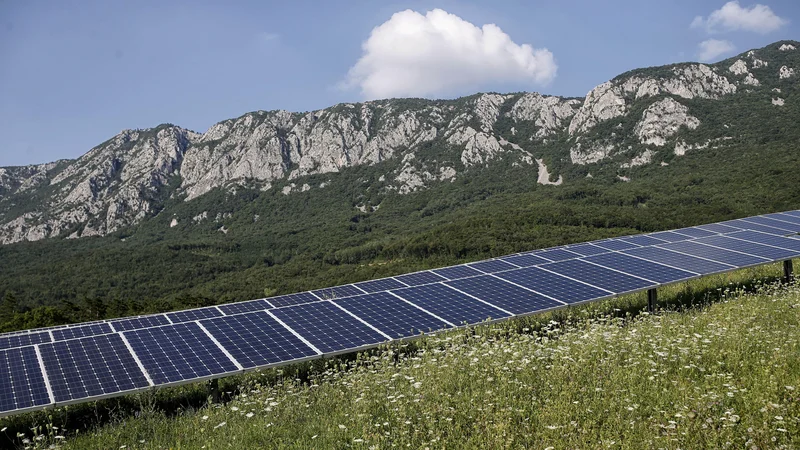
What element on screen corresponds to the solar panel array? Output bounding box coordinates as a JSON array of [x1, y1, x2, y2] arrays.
[[1, 210, 799, 417]]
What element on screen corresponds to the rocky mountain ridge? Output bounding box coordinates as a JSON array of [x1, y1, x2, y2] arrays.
[[1, 40, 798, 245]]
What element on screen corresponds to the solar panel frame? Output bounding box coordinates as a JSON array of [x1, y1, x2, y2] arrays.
[[695, 223, 743, 234], [725, 230, 800, 252], [166, 307, 224, 324], [623, 246, 735, 275], [590, 239, 641, 252], [647, 231, 694, 242], [0, 332, 51, 351], [692, 235, 800, 261], [468, 259, 519, 273], [741, 216, 800, 233], [217, 299, 271, 315], [0, 346, 52, 416], [110, 315, 171, 332], [495, 267, 612, 305], [446, 275, 567, 314], [617, 234, 668, 246], [721, 219, 789, 236], [391, 283, 512, 326], [334, 292, 453, 339], [584, 252, 698, 284], [762, 213, 800, 226], [501, 253, 552, 268], [672, 227, 719, 239], [541, 259, 657, 295], [312, 284, 366, 300], [783, 210, 800, 218], [354, 277, 409, 293], [52, 323, 114, 342], [535, 248, 582, 262], [658, 240, 770, 268], [393, 271, 447, 287], [432, 265, 484, 280], [267, 292, 320, 308], [562, 243, 608, 256]]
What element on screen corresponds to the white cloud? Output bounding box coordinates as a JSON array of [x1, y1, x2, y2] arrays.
[[342, 9, 557, 99], [691, 1, 787, 34], [697, 39, 737, 61]]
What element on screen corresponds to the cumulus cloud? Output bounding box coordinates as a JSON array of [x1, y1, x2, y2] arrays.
[[691, 1, 787, 34], [342, 9, 557, 99], [697, 39, 737, 61]]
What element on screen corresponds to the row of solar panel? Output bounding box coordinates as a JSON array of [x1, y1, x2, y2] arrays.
[[2, 222, 800, 416], [2, 210, 800, 349]]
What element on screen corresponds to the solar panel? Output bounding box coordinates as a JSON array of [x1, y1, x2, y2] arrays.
[[535, 248, 582, 262], [52, 323, 113, 341], [783, 210, 800, 218], [762, 213, 800, 226], [124, 323, 239, 385], [0, 347, 51, 414], [501, 253, 551, 268], [392, 283, 511, 325], [696, 223, 743, 234], [432, 265, 483, 280], [591, 239, 640, 252], [201, 312, 319, 369], [742, 216, 800, 233], [721, 220, 788, 236], [585, 252, 697, 284], [542, 260, 656, 294], [218, 299, 271, 315], [562, 243, 607, 256], [110, 315, 171, 332], [312, 284, 365, 300], [0, 332, 51, 351], [672, 227, 718, 239], [39, 334, 150, 403], [335, 292, 452, 339], [726, 230, 800, 252], [618, 234, 668, 246], [270, 302, 388, 353], [393, 271, 447, 287], [267, 292, 319, 308], [647, 231, 693, 242], [496, 267, 611, 305], [623, 246, 735, 275], [166, 307, 223, 324], [468, 259, 519, 273], [658, 241, 769, 268], [447, 275, 566, 313], [693, 235, 800, 261], [354, 277, 408, 293]]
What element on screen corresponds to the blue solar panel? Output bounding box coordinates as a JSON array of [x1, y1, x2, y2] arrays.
[[313, 285, 365, 300], [563, 243, 607, 256], [696, 223, 743, 234], [496, 267, 611, 305], [202, 312, 318, 368], [166, 307, 223, 324], [447, 275, 566, 313], [394, 271, 447, 287], [623, 246, 734, 275], [0, 347, 51, 414], [335, 292, 452, 339], [721, 220, 788, 236], [501, 253, 551, 268], [40, 334, 150, 402], [591, 239, 640, 251], [354, 277, 408, 293], [784, 210, 800, 218], [726, 230, 800, 252], [763, 213, 800, 226], [743, 216, 800, 233], [468, 259, 519, 273], [270, 302, 388, 353], [218, 299, 270, 315], [585, 253, 697, 284], [541, 260, 656, 294], [658, 241, 769, 268], [124, 322, 239, 385], [536, 248, 582, 262], [0, 332, 51, 351], [672, 227, 718, 238], [648, 231, 692, 242], [432, 265, 483, 280], [618, 234, 668, 246], [52, 323, 113, 341], [267, 292, 320, 308], [694, 235, 800, 261], [392, 283, 511, 325], [111, 315, 171, 332]]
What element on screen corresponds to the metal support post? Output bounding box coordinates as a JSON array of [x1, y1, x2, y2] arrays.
[[647, 288, 657, 313], [207, 378, 220, 404], [784, 260, 795, 284]]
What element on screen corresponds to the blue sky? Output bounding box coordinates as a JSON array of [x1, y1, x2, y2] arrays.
[[1, 0, 797, 167]]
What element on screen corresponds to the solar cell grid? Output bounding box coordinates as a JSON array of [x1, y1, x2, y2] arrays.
[[763, 213, 800, 226], [618, 234, 668, 246], [392, 283, 511, 325], [218, 299, 270, 316], [394, 271, 447, 287], [742, 216, 800, 233], [585, 252, 697, 284], [726, 231, 800, 252], [591, 239, 640, 251], [497, 267, 611, 305], [354, 278, 408, 293], [124, 323, 240, 385], [623, 246, 734, 275], [447, 275, 565, 314], [167, 307, 223, 324], [648, 231, 693, 242], [535, 248, 582, 262], [335, 292, 452, 339], [270, 302, 388, 353], [110, 315, 171, 332], [0, 347, 51, 414], [40, 334, 150, 403], [696, 223, 743, 234], [432, 265, 483, 280], [562, 243, 607, 256], [672, 227, 718, 238], [542, 259, 656, 294], [784, 210, 800, 218], [267, 292, 320, 308], [202, 312, 318, 369], [658, 240, 769, 268], [313, 284, 365, 300], [468, 259, 519, 273], [721, 220, 788, 236], [694, 236, 800, 261], [52, 323, 113, 342], [501, 253, 551, 268], [0, 332, 51, 351]]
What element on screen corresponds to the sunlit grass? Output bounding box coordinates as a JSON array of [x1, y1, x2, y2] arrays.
[[4, 263, 800, 449]]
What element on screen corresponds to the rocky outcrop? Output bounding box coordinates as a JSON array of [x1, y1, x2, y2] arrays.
[[779, 66, 795, 79], [634, 98, 700, 147]]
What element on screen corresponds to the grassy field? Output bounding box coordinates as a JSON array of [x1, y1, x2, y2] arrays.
[[3, 264, 799, 449]]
